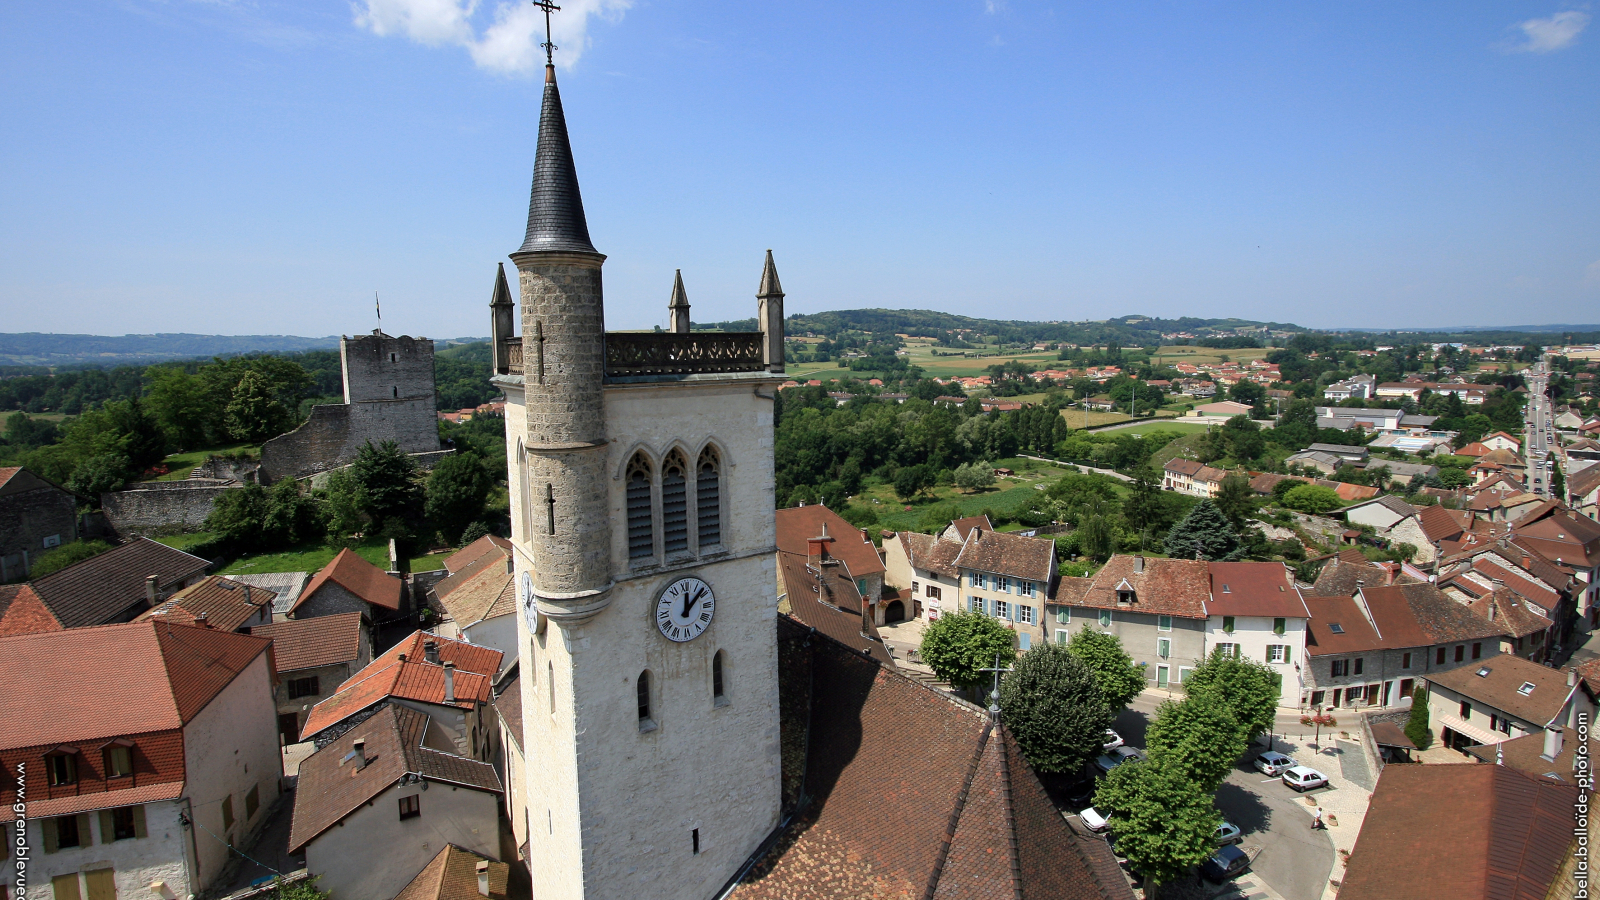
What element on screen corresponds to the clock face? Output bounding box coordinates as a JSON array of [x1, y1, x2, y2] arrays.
[[656, 577, 715, 643], [520, 571, 540, 634]]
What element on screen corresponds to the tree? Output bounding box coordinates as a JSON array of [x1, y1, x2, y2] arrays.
[[67, 452, 131, 498], [1183, 647, 1280, 741], [224, 371, 293, 443], [1404, 684, 1433, 749], [1145, 694, 1247, 793], [205, 483, 272, 546], [1121, 466, 1166, 540], [426, 452, 493, 543], [28, 540, 113, 578], [999, 642, 1113, 774], [1221, 414, 1265, 461], [1067, 628, 1146, 712], [1094, 758, 1220, 896], [1281, 484, 1343, 515], [952, 461, 996, 492], [1213, 474, 1257, 529], [919, 610, 1017, 694], [145, 366, 216, 449], [1553, 458, 1565, 499], [204, 479, 322, 550], [893, 464, 933, 500], [1162, 500, 1240, 561], [321, 468, 367, 539], [350, 440, 424, 539]]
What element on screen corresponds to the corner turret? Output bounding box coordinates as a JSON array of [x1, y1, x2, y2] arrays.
[[757, 250, 785, 373]]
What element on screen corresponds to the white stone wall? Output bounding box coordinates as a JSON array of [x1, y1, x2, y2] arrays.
[[182, 651, 284, 889], [8, 799, 192, 900], [513, 374, 783, 900], [304, 781, 500, 900], [1203, 614, 1308, 705], [464, 614, 519, 678]]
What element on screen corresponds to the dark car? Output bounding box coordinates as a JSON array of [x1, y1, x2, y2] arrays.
[[1200, 844, 1250, 883]]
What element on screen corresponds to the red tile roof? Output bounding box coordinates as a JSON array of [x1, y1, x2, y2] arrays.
[[1427, 654, 1579, 726], [442, 535, 512, 575], [138, 574, 273, 633], [249, 612, 366, 672], [433, 552, 515, 627], [952, 527, 1055, 583], [31, 536, 211, 627], [777, 552, 892, 666], [776, 505, 885, 578], [4, 779, 186, 822], [1339, 764, 1577, 900], [394, 845, 510, 900], [300, 631, 502, 740], [0, 620, 271, 750], [1305, 582, 1508, 657], [896, 530, 963, 579], [1060, 555, 1211, 619], [1205, 562, 1311, 619], [0, 584, 63, 636], [1417, 504, 1472, 543], [295, 547, 403, 613], [946, 515, 993, 541]]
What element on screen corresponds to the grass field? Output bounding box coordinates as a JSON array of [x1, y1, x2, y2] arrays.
[[1108, 421, 1211, 436], [154, 532, 449, 574], [843, 456, 1127, 533], [1149, 432, 1209, 469], [148, 444, 257, 481]]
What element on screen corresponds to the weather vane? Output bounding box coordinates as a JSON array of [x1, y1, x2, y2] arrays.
[[532, 0, 560, 66]]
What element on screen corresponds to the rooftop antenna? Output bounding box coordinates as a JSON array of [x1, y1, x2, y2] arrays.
[[533, 0, 560, 66]]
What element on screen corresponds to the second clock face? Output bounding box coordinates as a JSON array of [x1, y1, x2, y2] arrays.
[[656, 576, 715, 643]]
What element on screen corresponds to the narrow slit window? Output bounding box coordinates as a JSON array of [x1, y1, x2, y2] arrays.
[[637, 671, 652, 723], [626, 454, 655, 560], [697, 447, 722, 550], [712, 651, 725, 701], [662, 451, 689, 554]]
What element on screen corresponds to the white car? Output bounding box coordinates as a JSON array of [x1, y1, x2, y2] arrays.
[[1078, 806, 1111, 833], [1102, 729, 1124, 751], [1214, 820, 1242, 845], [1095, 746, 1143, 775], [1253, 751, 1295, 776], [1282, 766, 1329, 792]]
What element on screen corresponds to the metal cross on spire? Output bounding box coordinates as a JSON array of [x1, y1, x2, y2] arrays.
[[977, 653, 1013, 720], [532, 0, 560, 66]]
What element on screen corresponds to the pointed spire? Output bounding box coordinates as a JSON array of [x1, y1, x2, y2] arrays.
[[668, 270, 691, 334], [517, 66, 597, 255], [490, 262, 513, 307], [757, 249, 784, 298]]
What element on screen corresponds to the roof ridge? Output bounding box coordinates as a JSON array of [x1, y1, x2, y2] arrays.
[[923, 720, 994, 900]]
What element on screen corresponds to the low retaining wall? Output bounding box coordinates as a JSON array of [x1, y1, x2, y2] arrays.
[[102, 480, 240, 537]]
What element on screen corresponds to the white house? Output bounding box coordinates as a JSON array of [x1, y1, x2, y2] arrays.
[[1204, 562, 1312, 706], [1424, 656, 1595, 752]]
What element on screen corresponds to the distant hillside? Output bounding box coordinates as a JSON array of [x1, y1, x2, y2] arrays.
[[0, 333, 490, 368], [693, 310, 1302, 347]]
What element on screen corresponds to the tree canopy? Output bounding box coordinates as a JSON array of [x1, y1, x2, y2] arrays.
[[1183, 647, 1281, 741], [1066, 628, 1146, 712], [1162, 500, 1241, 561], [919, 610, 1017, 693], [999, 643, 1113, 775]]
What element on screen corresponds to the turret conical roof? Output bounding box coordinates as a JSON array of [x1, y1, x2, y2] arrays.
[[668, 270, 690, 309], [489, 262, 513, 306], [757, 249, 784, 298], [517, 67, 597, 255]]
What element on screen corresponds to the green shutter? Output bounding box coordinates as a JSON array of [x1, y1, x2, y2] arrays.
[[1284, 646, 1292, 664], [42, 816, 58, 854], [76, 813, 93, 847], [131, 805, 147, 839], [99, 810, 115, 843]]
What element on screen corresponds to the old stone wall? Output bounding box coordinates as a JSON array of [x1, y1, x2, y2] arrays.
[[341, 333, 436, 404], [0, 479, 79, 579], [102, 480, 239, 537]]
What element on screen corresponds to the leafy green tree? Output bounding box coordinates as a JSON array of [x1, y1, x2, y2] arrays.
[[67, 452, 131, 498], [1221, 414, 1265, 461], [916, 500, 963, 533], [426, 452, 493, 543], [1404, 684, 1433, 749], [1076, 513, 1119, 561], [1145, 694, 1248, 792], [205, 483, 272, 546], [28, 540, 114, 578], [1553, 458, 1565, 499], [919, 610, 1016, 693], [893, 464, 934, 500], [1162, 500, 1240, 561], [1094, 757, 1220, 896], [1213, 474, 1257, 529], [952, 461, 996, 492], [2, 412, 59, 449], [1281, 483, 1343, 514], [1067, 628, 1146, 712], [1121, 466, 1166, 539], [1183, 647, 1280, 741], [321, 468, 367, 540], [458, 520, 491, 546], [224, 371, 293, 443], [1000, 642, 1113, 774], [351, 440, 425, 539], [144, 366, 216, 449]]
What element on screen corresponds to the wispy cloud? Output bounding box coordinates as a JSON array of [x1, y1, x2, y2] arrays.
[[1502, 10, 1590, 53], [984, 0, 1007, 14], [353, 0, 631, 75]]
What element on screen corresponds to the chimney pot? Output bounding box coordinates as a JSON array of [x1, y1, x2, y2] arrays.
[[424, 640, 440, 664], [145, 575, 159, 603], [444, 661, 456, 704], [476, 860, 491, 897], [1544, 725, 1564, 761], [398, 652, 407, 662]]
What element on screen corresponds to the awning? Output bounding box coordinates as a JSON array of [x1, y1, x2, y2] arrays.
[[1437, 714, 1507, 746]]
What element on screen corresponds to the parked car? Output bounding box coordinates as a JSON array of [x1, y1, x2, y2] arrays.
[[1253, 751, 1296, 776], [1078, 807, 1110, 833], [1201, 844, 1251, 882], [1102, 729, 1124, 751], [1282, 766, 1329, 792], [1214, 820, 1242, 845], [1094, 746, 1143, 775]]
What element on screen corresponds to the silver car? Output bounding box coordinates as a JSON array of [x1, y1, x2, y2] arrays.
[[1094, 746, 1143, 775], [1282, 766, 1329, 792], [1253, 751, 1295, 776]]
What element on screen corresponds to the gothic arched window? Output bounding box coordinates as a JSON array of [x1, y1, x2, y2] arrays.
[[626, 453, 655, 560], [662, 450, 689, 555], [696, 447, 722, 551]]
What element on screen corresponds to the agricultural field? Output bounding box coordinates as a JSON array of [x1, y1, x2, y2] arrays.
[[841, 456, 1122, 534], [1107, 420, 1211, 436], [155, 533, 449, 574]]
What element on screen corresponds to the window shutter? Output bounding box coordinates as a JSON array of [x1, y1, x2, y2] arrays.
[[132, 805, 147, 839], [1284, 646, 1291, 664], [99, 810, 115, 843], [42, 816, 58, 854], [50, 874, 82, 900], [77, 813, 94, 846]]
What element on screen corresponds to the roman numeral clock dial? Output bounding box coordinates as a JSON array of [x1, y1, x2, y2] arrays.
[[655, 576, 715, 643]]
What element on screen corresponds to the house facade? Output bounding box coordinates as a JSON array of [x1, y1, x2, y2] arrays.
[[883, 516, 1055, 648], [1204, 562, 1312, 705], [1424, 656, 1594, 751], [248, 611, 372, 744], [1163, 458, 1226, 498], [1050, 555, 1210, 689]]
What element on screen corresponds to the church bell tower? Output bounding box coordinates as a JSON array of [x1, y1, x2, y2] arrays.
[[494, 44, 786, 900]]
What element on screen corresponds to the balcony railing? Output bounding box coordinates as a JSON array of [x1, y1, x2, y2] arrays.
[[605, 332, 765, 377], [503, 337, 523, 375]]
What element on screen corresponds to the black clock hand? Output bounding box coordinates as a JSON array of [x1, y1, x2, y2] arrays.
[[680, 591, 694, 618]]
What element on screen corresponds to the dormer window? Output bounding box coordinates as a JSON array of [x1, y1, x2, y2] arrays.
[[1117, 590, 1135, 605], [101, 740, 134, 779], [45, 748, 78, 786]]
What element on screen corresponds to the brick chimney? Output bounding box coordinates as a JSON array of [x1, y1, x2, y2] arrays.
[[444, 662, 456, 704]]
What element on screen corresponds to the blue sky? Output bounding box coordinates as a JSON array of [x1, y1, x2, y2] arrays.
[[1, 2, 1597, 337]]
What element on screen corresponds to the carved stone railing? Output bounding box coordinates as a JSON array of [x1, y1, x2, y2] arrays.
[[605, 332, 765, 377], [503, 337, 523, 375]]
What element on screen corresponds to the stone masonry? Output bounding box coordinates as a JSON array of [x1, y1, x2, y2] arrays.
[[101, 480, 239, 537]]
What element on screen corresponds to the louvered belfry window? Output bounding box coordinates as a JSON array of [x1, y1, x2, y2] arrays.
[[662, 450, 689, 554], [697, 447, 721, 549], [626, 453, 655, 559]]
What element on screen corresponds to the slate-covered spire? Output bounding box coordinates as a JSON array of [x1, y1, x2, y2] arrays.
[[489, 262, 513, 307], [757, 249, 784, 298], [517, 66, 597, 255], [668, 269, 691, 334], [757, 249, 785, 373]]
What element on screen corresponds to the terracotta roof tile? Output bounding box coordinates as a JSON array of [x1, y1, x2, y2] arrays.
[[442, 535, 512, 574], [952, 527, 1055, 584], [2, 780, 186, 822], [1309, 554, 1419, 598], [777, 552, 892, 666], [138, 574, 273, 633], [0, 584, 63, 636], [1427, 655, 1578, 726], [1465, 589, 1552, 640], [1205, 562, 1311, 619], [434, 553, 515, 627], [946, 515, 993, 541], [1339, 764, 1577, 900], [294, 547, 403, 613], [300, 631, 502, 740], [776, 506, 885, 578], [1417, 504, 1472, 543], [1061, 555, 1210, 619], [249, 612, 365, 672], [394, 845, 510, 900], [32, 537, 210, 627], [897, 531, 964, 579], [494, 672, 522, 752]]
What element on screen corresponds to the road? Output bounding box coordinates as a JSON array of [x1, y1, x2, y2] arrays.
[[1112, 693, 1336, 900]]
